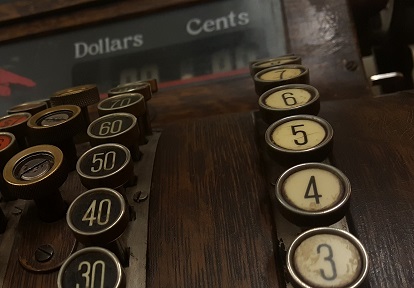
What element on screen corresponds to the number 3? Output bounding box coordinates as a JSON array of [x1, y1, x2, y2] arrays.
[[317, 243, 337, 280]]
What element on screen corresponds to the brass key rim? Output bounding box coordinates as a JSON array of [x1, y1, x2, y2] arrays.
[[7, 101, 48, 115], [275, 162, 351, 223], [0, 132, 16, 152], [98, 93, 146, 116], [87, 112, 138, 140], [57, 247, 124, 288], [0, 112, 31, 129], [265, 114, 334, 154], [254, 64, 309, 83], [66, 187, 128, 242], [286, 227, 369, 288], [76, 143, 132, 180], [3, 144, 66, 199], [50, 84, 100, 107], [250, 55, 302, 76], [258, 84, 320, 111]]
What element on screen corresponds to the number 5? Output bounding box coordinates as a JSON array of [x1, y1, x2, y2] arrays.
[[291, 124, 308, 145]]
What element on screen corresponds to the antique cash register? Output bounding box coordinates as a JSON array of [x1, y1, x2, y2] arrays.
[[0, 0, 413, 287]]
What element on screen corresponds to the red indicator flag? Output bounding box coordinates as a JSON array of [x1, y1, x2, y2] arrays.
[[0, 69, 36, 97]]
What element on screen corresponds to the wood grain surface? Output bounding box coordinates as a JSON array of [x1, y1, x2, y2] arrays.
[[147, 91, 414, 287], [320, 92, 414, 288], [253, 90, 414, 288], [283, 0, 372, 100], [0, 0, 385, 287], [0, 0, 104, 23], [148, 113, 280, 288], [0, 0, 205, 43]]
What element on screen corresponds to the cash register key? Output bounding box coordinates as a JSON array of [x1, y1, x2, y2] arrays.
[[287, 227, 369, 288], [108, 80, 156, 135], [253, 64, 309, 96], [76, 143, 135, 193], [0, 112, 31, 148], [275, 163, 351, 227], [249, 55, 302, 76], [97, 93, 150, 140], [67, 188, 130, 265], [108, 80, 155, 101], [27, 105, 82, 171], [0, 132, 20, 200], [258, 84, 320, 124], [87, 113, 142, 161], [265, 115, 333, 165], [50, 84, 100, 127], [57, 247, 126, 288], [7, 100, 48, 116], [3, 145, 68, 222]]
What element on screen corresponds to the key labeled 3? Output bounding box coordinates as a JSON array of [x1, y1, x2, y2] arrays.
[[287, 228, 369, 288]]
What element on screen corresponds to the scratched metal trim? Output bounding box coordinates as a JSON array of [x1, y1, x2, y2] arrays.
[[123, 130, 161, 287], [0, 200, 26, 286]]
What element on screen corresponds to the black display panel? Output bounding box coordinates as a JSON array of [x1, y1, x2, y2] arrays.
[[0, 0, 286, 114]]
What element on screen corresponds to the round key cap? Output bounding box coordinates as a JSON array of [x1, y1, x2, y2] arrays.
[[0, 112, 31, 148], [108, 80, 155, 101], [265, 115, 333, 165], [258, 84, 320, 124], [50, 84, 100, 131], [250, 55, 302, 77], [67, 187, 130, 265], [57, 247, 126, 288], [108, 80, 156, 135], [276, 163, 351, 227], [287, 227, 369, 288], [27, 105, 82, 170], [98, 93, 150, 140], [3, 145, 68, 222], [0, 132, 20, 200], [76, 143, 135, 192], [87, 113, 142, 161], [7, 100, 48, 115], [67, 188, 129, 246], [254, 64, 309, 96]]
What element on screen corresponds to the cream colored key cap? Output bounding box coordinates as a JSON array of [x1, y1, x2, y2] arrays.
[[260, 68, 302, 81], [287, 228, 369, 288], [272, 119, 326, 150], [265, 88, 312, 109], [283, 168, 341, 211]]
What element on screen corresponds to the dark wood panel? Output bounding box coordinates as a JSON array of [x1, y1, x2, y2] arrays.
[[283, 0, 372, 100], [0, 0, 206, 43], [319, 92, 414, 287], [0, 0, 104, 23], [150, 76, 258, 127], [148, 90, 414, 287], [148, 113, 280, 288]]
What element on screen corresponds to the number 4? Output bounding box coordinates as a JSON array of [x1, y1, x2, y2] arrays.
[[304, 176, 322, 204]]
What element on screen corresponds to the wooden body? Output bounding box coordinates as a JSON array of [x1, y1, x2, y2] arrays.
[[148, 91, 414, 287], [2, 0, 410, 287]]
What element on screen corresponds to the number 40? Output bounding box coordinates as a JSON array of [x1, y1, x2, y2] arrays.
[[82, 199, 112, 226]]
